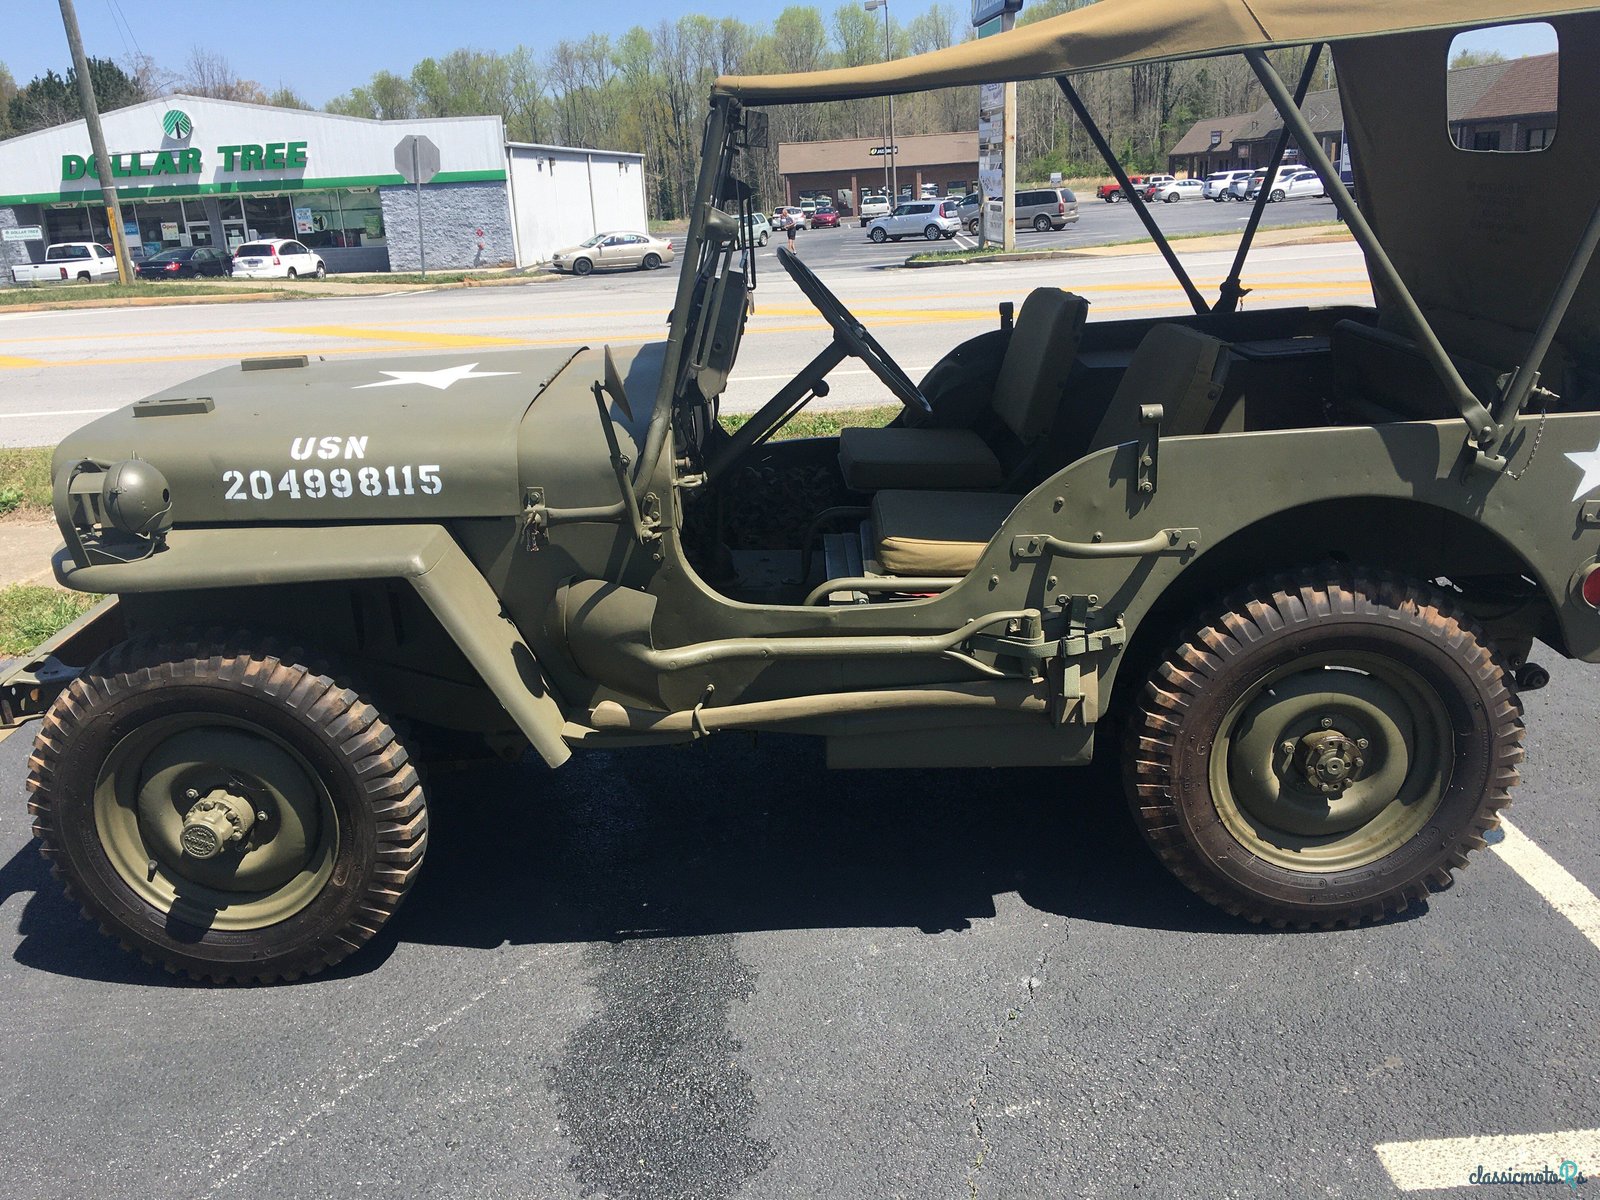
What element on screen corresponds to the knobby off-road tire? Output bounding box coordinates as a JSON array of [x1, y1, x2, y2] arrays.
[[1125, 574, 1522, 928], [26, 636, 428, 983]]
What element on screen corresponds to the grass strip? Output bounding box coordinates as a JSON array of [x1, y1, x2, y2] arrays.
[[0, 585, 99, 657]]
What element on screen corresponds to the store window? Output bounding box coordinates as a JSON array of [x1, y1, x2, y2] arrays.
[[1448, 22, 1558, 153]]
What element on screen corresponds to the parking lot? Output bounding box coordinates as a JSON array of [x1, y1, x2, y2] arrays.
[[3, 216, 1598, 1197], [1, 648, 1597, 1198]]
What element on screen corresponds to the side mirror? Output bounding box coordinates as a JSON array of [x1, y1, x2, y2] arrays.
[[740, 110, 769, 149]]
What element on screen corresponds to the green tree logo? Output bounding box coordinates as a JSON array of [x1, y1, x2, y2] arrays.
[[162, 109, 193, 141]]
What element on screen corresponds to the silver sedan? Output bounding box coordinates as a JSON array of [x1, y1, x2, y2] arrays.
[[549, 231, 675, 276]]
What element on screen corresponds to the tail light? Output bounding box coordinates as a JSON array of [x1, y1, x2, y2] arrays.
[[166, 262, 181, 272], [58, 267, 68, 280], [1058, 199, 1065, 214], [1581, 564, 1600, 608], [666, 240, 673, 251], [272, 253, 280, 265]]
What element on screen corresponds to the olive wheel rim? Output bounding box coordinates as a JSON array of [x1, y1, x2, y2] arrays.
[[1207, 651, 1452, 873], [93, 713, 338, 931]]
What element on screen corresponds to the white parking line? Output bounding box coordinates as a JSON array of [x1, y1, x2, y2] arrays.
[[1370, 821, 1600, 1191], [1492, 817, 1600, 952], [1375, 1129, 1599, 1192]]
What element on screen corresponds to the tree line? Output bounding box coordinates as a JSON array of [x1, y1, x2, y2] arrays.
[[2, 1, 1316, 218]]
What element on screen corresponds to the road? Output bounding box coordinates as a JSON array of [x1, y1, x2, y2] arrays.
[[1, 656, 1598, 1198], [0, 224, 1367, 448]]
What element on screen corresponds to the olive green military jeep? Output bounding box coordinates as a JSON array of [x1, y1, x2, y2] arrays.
[[7, 0, 1600, 981]]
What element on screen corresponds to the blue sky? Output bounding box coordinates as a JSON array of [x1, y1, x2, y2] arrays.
[[10, 0, 952, 104], [9, 3, 1562, 106]]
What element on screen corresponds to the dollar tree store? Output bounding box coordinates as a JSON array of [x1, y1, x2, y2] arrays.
[[0, 94, 646, 277]]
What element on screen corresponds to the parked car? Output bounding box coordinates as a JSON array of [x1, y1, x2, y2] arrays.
[[1138, 174, 1176, 201], [231, 239, 326, 280], [1270, 169, 1327, 201], [809, 207, 841, 229], [1096, 174, 1147, 202], [548, 231, 675, 275], [740, 211, 773, 246], [1203, 169, 1254, 200], [1152, 179, 1207, 203], [865, 200, 960, 242], [957, 192, 985, 232], [799, 198, 818, 216], [10, 241, 118, 284], [134, 246, 233, 280], [857, 193, 891, 225], [1015, 187, 1080, 230], [772, 206, 805, 230], [1232, 166, 1300, 201]]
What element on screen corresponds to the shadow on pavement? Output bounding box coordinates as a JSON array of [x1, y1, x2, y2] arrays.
[[7, 731, 1427, 985], [395, 731, 1290, 953]]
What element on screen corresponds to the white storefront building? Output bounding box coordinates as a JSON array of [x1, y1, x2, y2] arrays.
[[0, 95, 647, 277]]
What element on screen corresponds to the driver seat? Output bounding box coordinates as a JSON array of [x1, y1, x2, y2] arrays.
[[837, 288, 1089, 491]]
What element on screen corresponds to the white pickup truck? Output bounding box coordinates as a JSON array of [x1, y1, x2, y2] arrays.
[[10, 242, 120, 284], [857, 194, 891, 226]]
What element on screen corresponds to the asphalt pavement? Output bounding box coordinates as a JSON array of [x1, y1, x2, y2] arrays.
[[1, 651, 1597, 1199]]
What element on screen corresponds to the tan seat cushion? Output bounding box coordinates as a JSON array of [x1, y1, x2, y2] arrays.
[[872, 489, 1022, 576], [838, 426, 1003, 491]]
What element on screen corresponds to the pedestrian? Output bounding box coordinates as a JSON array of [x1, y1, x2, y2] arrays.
[[785, 213, 798, 255]]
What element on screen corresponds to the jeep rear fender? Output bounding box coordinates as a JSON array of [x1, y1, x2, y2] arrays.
[[52, 524, 572, 766]]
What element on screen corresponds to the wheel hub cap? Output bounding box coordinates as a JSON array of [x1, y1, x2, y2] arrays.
[[1291, 730, 1365, 794], [180, 789, 258, 859]]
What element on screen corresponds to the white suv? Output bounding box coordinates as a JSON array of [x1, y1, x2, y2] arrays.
[[232, 238, 326, 280], [865, 200, 960, 242], [1204, 170, 1253, 200]]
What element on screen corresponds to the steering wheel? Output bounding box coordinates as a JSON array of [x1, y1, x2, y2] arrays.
[[776, 246, 932, 416]]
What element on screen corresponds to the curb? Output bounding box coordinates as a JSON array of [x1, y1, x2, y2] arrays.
[[0, 272, 561, 314], [902, 249, 1092, 269], [903, 225, 1353, 268]]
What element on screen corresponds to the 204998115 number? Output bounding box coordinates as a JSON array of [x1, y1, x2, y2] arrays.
[[222, 464, 442, 502]]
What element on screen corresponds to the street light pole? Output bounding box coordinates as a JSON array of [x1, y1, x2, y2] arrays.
[[866, 0, 897, 202], [57, 0, 133, 284]]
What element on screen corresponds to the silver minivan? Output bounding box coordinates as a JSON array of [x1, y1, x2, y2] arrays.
[[1013, 187, 1080, 231]]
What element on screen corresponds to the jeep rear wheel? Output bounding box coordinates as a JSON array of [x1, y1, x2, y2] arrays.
[[1125, 574, 1522, 928], [26, 636, 427, 983]]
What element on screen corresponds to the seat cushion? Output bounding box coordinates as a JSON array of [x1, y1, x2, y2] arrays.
[[990, 288, 1090, 443], [871, 489, 1022, 576], [1086, 324, 1228, 454], [839, 426, 1004, 491]]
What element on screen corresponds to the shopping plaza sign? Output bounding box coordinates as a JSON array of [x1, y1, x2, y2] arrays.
[[62, 141, 309, 181], [61, 106, 308, 181]]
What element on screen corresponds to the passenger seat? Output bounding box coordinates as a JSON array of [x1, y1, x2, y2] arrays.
[[837, 288, 1089, 491], [868, 324, 1230, 578]]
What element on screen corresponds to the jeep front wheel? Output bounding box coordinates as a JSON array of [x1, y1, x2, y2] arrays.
[[1125, 574, 1522, 928], [26, 636, 428, 983]]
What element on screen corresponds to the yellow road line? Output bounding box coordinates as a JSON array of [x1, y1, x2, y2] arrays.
[[269, 324, 527, 348], [0, 266, 1370, 345], [0, 287, 1370, 370], [0, 355, 45, 368]]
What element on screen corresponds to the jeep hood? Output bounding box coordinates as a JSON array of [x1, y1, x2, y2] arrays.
[[54, 347, 586, 525]]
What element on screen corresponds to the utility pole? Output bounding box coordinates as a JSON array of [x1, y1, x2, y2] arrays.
[[58, 0, 134, 283], [866, 0, 897, 202]]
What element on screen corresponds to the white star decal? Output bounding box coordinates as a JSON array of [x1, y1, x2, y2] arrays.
[[1566, 441, 1600, 502], [354, 362, 519, 391]]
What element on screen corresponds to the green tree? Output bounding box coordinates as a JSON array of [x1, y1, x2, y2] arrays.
[[1450, 48, 1507, 70], [0, 63, 16, 138]]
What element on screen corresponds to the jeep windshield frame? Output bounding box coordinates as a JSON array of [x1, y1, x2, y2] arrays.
[[646, 0, 1600, 487]]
